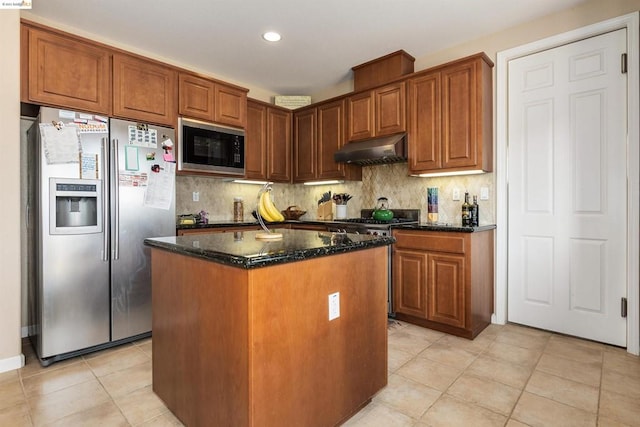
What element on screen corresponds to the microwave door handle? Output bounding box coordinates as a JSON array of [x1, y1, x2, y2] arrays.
[[102, 137, 109, 261], [111, 138, 120, 261]]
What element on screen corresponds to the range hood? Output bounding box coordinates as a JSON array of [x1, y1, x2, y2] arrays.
[[334, 133, 407, 166]]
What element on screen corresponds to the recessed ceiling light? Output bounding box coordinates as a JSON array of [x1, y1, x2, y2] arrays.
[[262, 31, 281, 42]]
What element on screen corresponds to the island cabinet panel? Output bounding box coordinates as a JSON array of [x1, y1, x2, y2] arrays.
[[346, 82, 406, 142], [150, 246, 388, 427], [246, 100, 291, 182], [152, 251, 250, 426], [112, 53, 177, 126], [408, 53, 493, 175], [178, 73, 215, 122], [392, 229, 494, 339], [25, 26, 112, 114]]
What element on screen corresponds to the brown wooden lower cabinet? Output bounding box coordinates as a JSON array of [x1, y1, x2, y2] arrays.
[[392, 229, 494, 339], [150, 246, 388, 427]]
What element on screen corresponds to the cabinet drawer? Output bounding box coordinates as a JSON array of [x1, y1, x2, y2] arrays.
[[393, 230, 466, 254]]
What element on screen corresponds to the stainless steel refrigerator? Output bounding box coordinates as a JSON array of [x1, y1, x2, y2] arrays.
[[27, 106, 176, 365]]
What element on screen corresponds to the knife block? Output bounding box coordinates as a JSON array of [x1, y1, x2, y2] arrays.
[[317, 202, 333, 220]]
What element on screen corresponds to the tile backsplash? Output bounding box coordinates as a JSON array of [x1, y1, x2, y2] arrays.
[[176, 163, 496, 225]]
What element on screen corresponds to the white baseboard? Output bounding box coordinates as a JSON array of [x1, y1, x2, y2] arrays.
[[0, 354, 25, 374], [21, 326, 28, 338]]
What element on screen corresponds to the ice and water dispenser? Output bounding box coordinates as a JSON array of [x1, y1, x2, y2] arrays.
[[49, 178, 103, 234]]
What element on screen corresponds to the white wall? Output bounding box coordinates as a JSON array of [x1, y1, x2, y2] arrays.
[[0, 10, 25, 373]]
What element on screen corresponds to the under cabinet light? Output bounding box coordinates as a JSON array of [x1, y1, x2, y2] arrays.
[[232, 179, 272, 185], [413, 170, 486, 178], [303, 180, 344, 186]]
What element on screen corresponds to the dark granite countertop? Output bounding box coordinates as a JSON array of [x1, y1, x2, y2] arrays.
[[397, 223, 496, 232], [176, 220, 497, 233], [176, 219, 335, 230], [145, 228, 395, 269]]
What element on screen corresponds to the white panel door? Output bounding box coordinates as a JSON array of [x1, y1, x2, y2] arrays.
[[507, 29, 627, 346]]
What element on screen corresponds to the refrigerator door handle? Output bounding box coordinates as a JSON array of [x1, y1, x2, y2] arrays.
[[111, 138, 120, 261], [102, 137, 109, 261]]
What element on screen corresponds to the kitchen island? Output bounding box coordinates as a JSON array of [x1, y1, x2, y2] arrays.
[[144, 229, 394, 427]]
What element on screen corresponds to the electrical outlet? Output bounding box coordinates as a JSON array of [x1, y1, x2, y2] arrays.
[[328, 292, 340, 321], [192, 191, 199, 202], [480, 187, 489, 200], [452, 188, 461, 201]]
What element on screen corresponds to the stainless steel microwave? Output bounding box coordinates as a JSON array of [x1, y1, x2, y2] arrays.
[[178, 117, 245, 175]]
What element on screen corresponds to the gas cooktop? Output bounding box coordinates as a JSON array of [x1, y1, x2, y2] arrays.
[[339, 218, 417, 225], [334, 209, 420, 229]]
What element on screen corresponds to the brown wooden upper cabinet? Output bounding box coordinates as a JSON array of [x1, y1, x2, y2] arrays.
[[179, 72, 248, 129], [294, 99, 361, 183], [214, 84, 247, 129], [245, 99, 291, 183], [346, 82, 406, 142], [112, 53, 177, 126], [23, 24, 111, 115], [178, 73, 215, 122], [293, 107, 316, 182], [408, 53, 493, 175]]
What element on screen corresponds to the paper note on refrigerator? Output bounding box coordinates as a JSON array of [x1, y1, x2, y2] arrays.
[[40, 123, 81, 164], [143, 162, 175, 210]]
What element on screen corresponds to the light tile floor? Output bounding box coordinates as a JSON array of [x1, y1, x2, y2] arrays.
[[1, 321, 639, 426]]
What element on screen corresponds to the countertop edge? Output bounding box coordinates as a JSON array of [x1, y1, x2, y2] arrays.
[[176, 220, 497, 233], [145, 232, 395, 269]]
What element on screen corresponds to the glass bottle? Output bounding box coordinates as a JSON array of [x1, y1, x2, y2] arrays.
[[233, 197, 244, 222], [471, 195, 479, 227], [461, 192, 471, 226]]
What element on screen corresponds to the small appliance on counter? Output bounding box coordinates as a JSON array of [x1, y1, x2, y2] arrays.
[[177, 211, 208, 225]]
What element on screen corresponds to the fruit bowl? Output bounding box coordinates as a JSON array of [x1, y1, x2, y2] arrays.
[[281, 206, 307, 220]]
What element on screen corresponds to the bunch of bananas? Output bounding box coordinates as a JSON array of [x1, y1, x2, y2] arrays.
[[258, 190, 285, 222]]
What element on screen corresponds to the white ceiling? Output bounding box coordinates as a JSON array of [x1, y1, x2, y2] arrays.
[[25, 0, 588, 97]]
